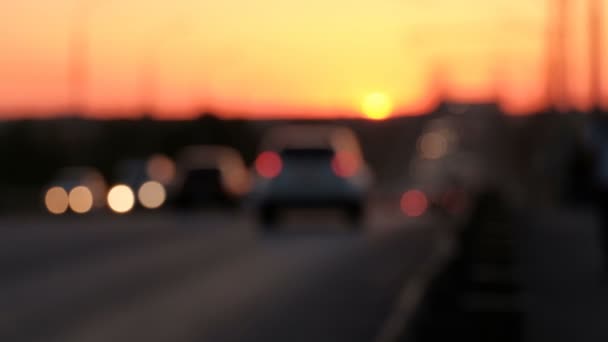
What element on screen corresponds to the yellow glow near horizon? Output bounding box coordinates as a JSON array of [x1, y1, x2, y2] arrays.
[[361, 93, 393, 120], [418, 132, 449, 160]]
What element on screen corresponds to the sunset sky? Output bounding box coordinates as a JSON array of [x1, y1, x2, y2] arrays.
[[0, 0, 605, 118]]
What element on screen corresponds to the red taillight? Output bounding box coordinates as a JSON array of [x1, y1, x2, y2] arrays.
[[331, 151, 360, 178], [400, 190, 428, 217], [255, 151, 282, 179], [441, 188, 468, 214]]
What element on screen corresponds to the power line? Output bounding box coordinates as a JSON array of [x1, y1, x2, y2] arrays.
[[589, 0, 602, 114]]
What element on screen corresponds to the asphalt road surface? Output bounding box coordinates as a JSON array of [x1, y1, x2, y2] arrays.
[[520, 207, 608, 342], [0, 205, 449, 342]]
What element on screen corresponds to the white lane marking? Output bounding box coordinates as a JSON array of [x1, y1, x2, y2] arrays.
[[374, 227, 455, 342]]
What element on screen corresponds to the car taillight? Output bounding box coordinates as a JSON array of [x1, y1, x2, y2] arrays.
[[400, 190, 428, 217], [441, 188, 468, 214], [331, 151, 360, 178], [255, 151, 282, 179]]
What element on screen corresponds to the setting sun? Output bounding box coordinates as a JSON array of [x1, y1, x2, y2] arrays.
[[361, 93, 393, 120]]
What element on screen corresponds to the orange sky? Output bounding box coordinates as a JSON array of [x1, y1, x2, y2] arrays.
[[0, 0, 606, 118]]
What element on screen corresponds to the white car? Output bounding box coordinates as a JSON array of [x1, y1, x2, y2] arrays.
[[251, 125, 372, 229]]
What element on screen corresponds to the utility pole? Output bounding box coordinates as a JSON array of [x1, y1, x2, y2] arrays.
[[589, 0, 602, 115], [545, 0, 569, 112], [68, 1, 89, 115], [138, 48, 158, 116], [429, 60, 449, 102], [137, 16, 196, 117], [545, 0, 556, 111], [556, 0, 569, 112]]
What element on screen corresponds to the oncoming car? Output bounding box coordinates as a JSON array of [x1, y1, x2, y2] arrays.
[[251, 125, 372, 229], [43, 167, 107, 215], [107, 159, 170, 213], [171, 145, 251, 209]]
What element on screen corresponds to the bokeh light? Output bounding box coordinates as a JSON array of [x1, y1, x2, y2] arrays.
[[255, 151, 283, 179], [331, 151, 360, 178], [45, 186, 69, 215], [215, 154, 248, 195], [137, 181, 166, 209], [68, 186, 94, 214], [147, 154, 176, 185], [224, 169, 252, 196], [401, 190, 428, 217], [427, 119, 459, 145], [361, 92, 393, 120], [330, 128, 358, 151], [418, 132, 448, 160], [107, 185, 135, 214]]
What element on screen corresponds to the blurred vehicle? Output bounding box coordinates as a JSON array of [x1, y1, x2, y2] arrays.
[[251, 125, 372, 229], [171, 145, 251, 209], [43, 167, 107, 215], [405, 157, 476, 221], [114, 159, 148, 189], [584, 116, 608, 197], [581, 115, 608, 266], [107, 158, 170, 213], [403, 116, 485, 222]]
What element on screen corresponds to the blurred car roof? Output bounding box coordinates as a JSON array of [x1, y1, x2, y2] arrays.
[[259, 124, 362, 154], [176, 145, 245, 171]]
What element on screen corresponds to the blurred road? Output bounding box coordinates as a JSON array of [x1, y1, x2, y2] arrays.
[[520, 208, 608, 342], [405, 204, 608, 342], [0, 203, 449, 342]]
